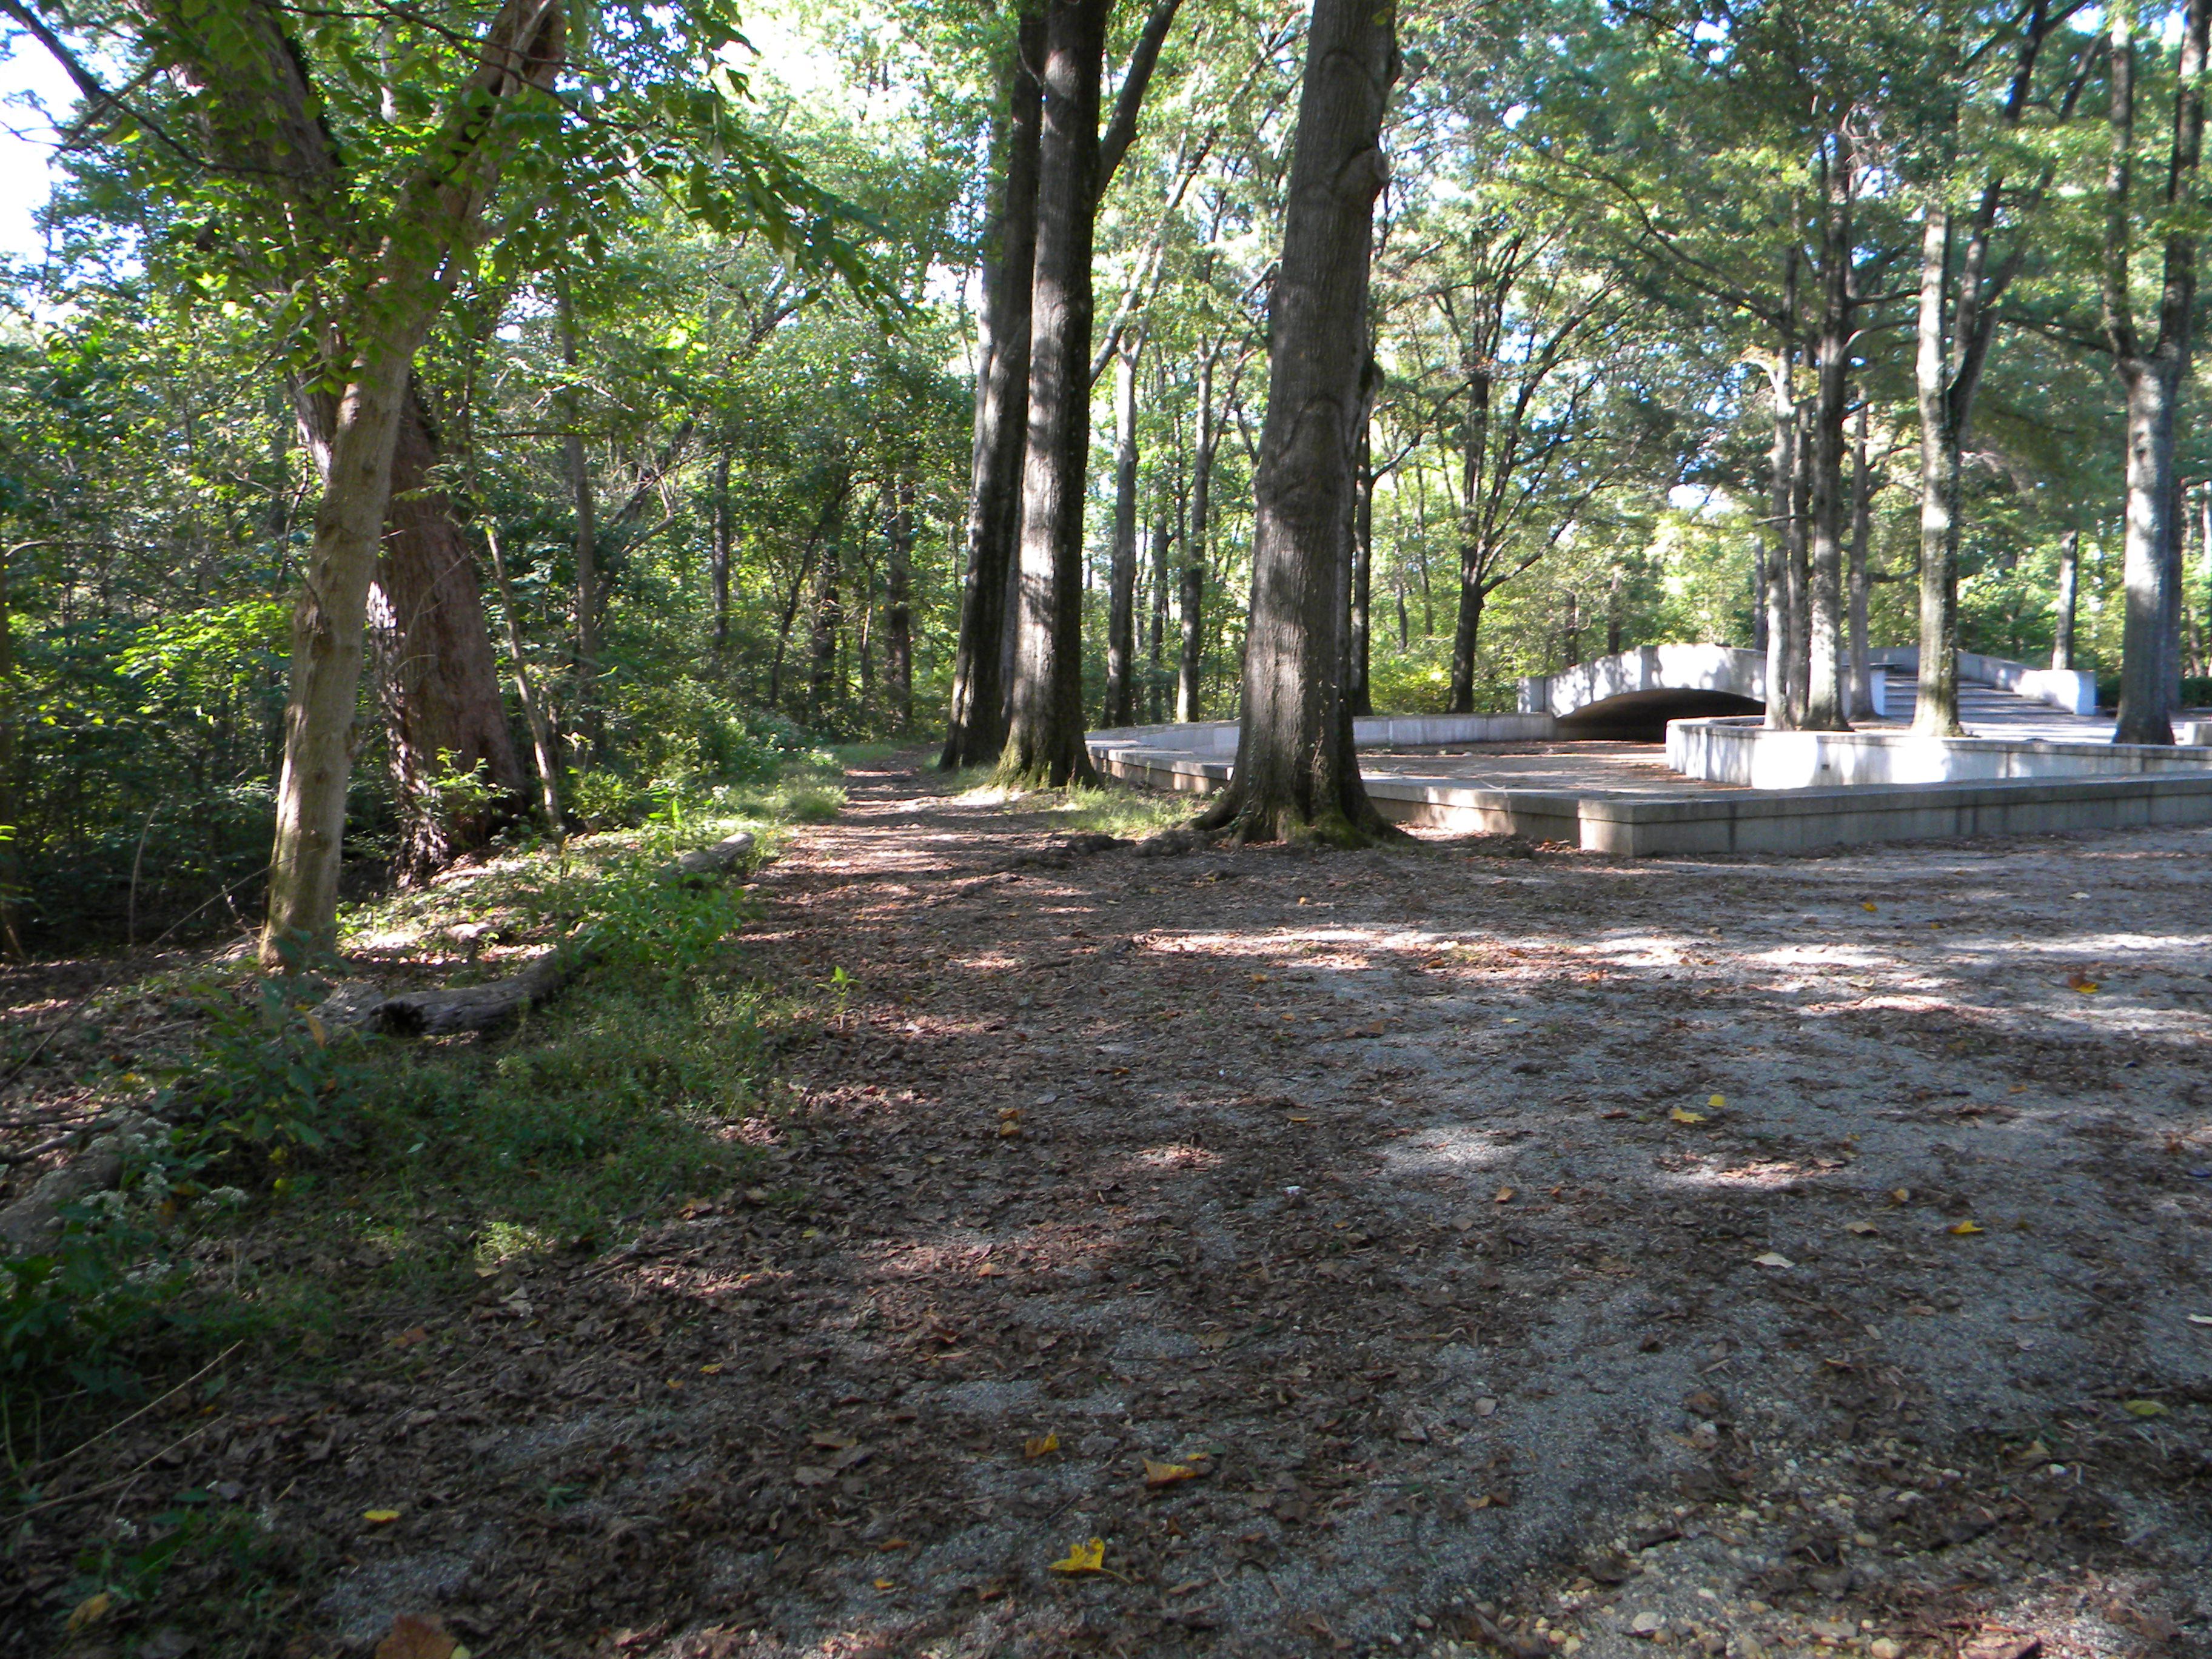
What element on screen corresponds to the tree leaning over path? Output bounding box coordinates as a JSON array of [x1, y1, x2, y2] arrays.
[[1198, 0, 1399, 846]]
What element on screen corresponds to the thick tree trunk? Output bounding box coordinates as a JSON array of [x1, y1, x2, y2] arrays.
[[998, 0, 1110, 787], [1803, 158, 1854, 731], [1847, 404, 1876, 719], [1196, 0, 1398, 845], [885, 477, 915, 731], [1178, 349, 1218, 723], [376, 387, 527, 879], [1914, 201, 1965, 736], [942, 10, 1045, 769], [1105, 342, 1140, 725], [2115, 361, 2183, 742], [2053, 528, 2079, 669]]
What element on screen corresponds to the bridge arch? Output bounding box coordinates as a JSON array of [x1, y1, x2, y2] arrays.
[[1520, 646, 1769, 741]]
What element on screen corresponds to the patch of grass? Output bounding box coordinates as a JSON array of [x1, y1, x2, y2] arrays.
[[958, 779, 1193, 839]]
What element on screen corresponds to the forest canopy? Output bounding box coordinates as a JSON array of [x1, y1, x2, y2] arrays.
[[2, 0, 2210, 942]]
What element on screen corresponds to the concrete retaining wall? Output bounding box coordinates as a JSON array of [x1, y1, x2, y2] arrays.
[[1666, 716, 2212, 788]]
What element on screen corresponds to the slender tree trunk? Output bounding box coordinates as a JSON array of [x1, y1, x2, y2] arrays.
[[1196, 0, 1399, 845], [1105, 341, 1141, 723], [1447, 363, 1494, 712], [1178, 348, 1218, 722], [1914, 201, 1965, 736], [1847, 404, 1876, 718], [997, 0, 1109, 786], [1348, 411, 1375, 716], [711, 447, 732, 654], [1149, 503, 1172, 722], [1606, 565, 1624, 657], [808, 531, 844, 727], [885, 476, 914, 731], [484, 522, 564, 831], [1786, 401, 1812, 719], [557, 278, 602, 729], [0, 542, 19, 956], [943, 10, 1044, 769], [1752, 534, 1769, 651], [1763, 347, 1800, 728], [2053, 528, 2079, 669], [1804, 152, 1854, 731]]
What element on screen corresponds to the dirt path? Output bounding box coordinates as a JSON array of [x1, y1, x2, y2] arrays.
[[31, 755, 2212, 1659]]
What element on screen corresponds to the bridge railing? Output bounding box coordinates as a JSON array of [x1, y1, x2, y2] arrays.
[[1868, 647, 2096, 717]]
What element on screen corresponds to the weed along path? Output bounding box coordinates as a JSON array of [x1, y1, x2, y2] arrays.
[[15, 754, 2212, 1659]]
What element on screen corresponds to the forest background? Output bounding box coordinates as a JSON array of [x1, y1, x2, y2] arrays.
[[5, 0, 2212, 949]]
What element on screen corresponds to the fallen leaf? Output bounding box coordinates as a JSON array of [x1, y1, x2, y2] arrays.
[[1473, 1396, 1499, 1417], [389, 1326, 430, 1348], [2066, 971, 2099, 993], [374, 1614, 458, 1659], [878, 1537, 910, 1550], [793, 1466, 834, 1486], [2187, 1314, 2212, 1326], [2122, 1399, 2168, 1418], [1844, 1220, 1877, 1235], [1669, 1106, 1707, 1124], [1753, 1252, 1795, 1269], [65, 1594, 112, 1634], [363, 1508, 403, 1525], [1948, 1221, 1985, 1235], [1862, 901, 1877, 912], [1050, 1537, 1107, 1574], [1494, 1186, 1516, 1204], [1143, 1458, 1199, 1487], [1023, 1432, 1059, 1458], [873, 1578, 895, 1590], [1889, 1187, 1912, 1204], [1707, 1093, 1726, 1108], [699, 1362, 722, 1374]]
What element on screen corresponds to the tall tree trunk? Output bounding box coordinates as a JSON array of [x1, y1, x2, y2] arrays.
[[942, 10, 1044, 769], [1914, 201, 1965, 736], [1447, 357, 1495, 712], [1196, 0, 1398, 845], [1847, 403, 1876, 718], [1178, 348, 1218, 722], [1803, 150, 1854, 731], [2103, 0, 2208, 744], [0, 541, 19, 956], [1105, 341, 1141, 724], [808, 532, 844, 726], [1149, 502, 1172, 722], [1762, 345, 1801, 728], [1605, 565, 1624, 657], [556, 278, 602, 734], [885, 476, 914, 731], [999, 0, 1111, 786], [1752, 534, 1769, 651], [2052, 528, 2079, 669], [711, 447, 732, 654], [1348, 411, 1375, 717], [483, 521, 564, 831], [375, 387, 527, 879]]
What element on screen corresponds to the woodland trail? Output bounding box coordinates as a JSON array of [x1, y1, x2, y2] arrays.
[[35, 755, 2212, 1659]]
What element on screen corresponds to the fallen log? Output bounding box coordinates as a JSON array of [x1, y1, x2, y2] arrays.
[[655, 830, 757, 882], [368, 939, 602, 1037]]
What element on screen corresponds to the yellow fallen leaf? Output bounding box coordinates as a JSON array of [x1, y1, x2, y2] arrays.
[[2123, 1399, 2168, 1417], [700, 1362, 723, 1374], [1023, 1432, 1059, 1458], [1707, 1093, 1726, 1109], [2067, 970, 2099, 993], [1862, 901, 1877, 912], [1050, 1537, 1107, 1574], [363, 1508, 403, 1525], [874, 1577, 896, 1590], [65, 1594, 112, 1633], [1753, 1252, 1795, 1269], [1494, 1186, 1516, 1204], [1669, 1107, 1707, 1124], [1947, 1221, 1985, 1235], [1143, 1458, 1198, 1487], [1890, 1188, 1912, 1204]]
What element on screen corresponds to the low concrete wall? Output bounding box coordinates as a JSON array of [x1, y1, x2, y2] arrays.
[[1666, 716, 2212, 788], [1087, 711, 1558, 772], [1869, 646, 2097, 717]]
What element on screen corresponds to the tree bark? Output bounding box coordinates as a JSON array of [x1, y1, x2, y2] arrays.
[[942, 10, 1044, 769], [1803, 148, 1854, 731], [1847, 403, 1876, 719], [808, 528, 844, 726], [885, 475, 915, 731], [1196, 0, 1398, 845], [711, 447, 733, 654], [2053, 527, 2079, 669], [1178, 347, 1219, 722], [998, 0, 1111, 787], [1349, 409, 1375, 717], [483, 521, 564, 831], [374, 386, 528, 879], [1105, 340, 1141, 724], [557, 277, 602, 729], [1912, 199, 1965, 736], [1762, 343, 1801, 729]]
